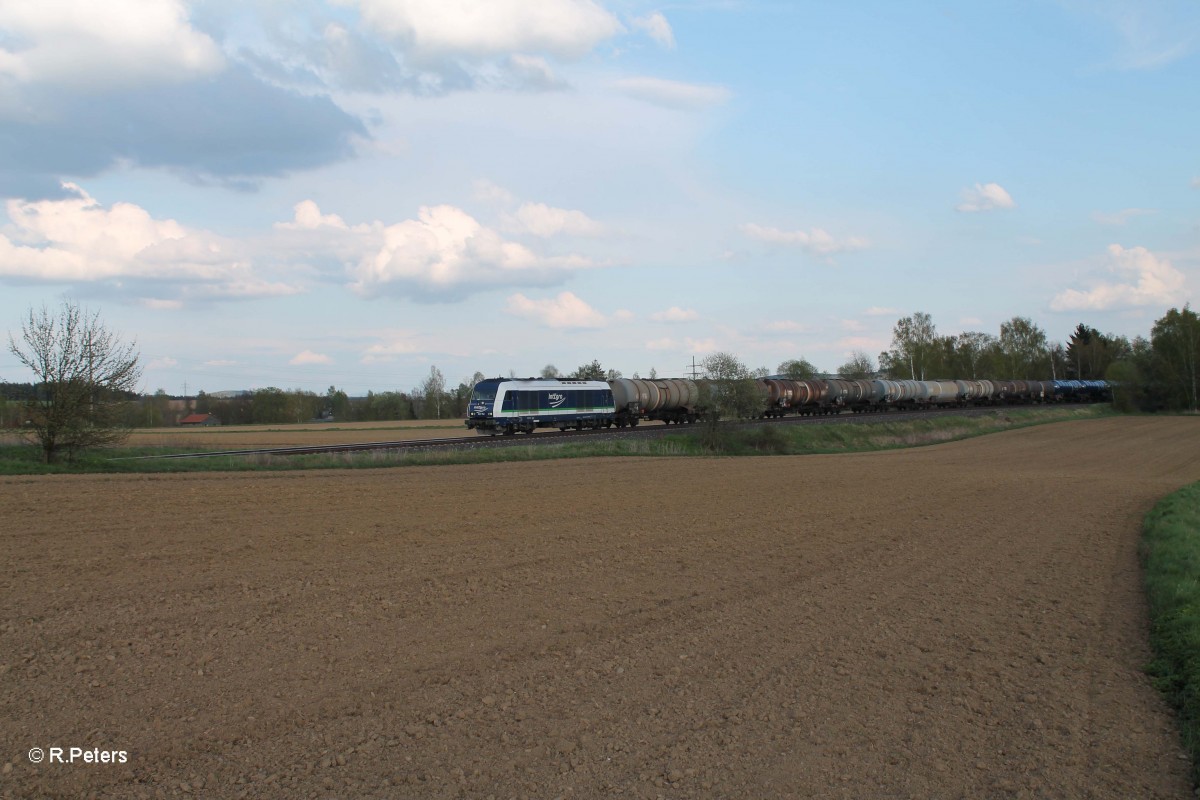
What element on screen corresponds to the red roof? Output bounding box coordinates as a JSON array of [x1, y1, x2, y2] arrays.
[[179, 414, 216, 425]]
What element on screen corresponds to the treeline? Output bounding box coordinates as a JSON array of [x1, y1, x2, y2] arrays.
[[3, 308, 1195, 428], [859, 308, 1198, 412]]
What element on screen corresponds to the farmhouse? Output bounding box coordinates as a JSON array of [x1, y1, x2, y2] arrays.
[[179, 413, 220, 427]]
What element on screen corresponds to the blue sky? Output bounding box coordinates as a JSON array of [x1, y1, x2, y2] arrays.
[[1, 0, 1197, 395]]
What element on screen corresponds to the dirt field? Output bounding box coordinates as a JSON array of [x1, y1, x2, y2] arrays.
[[2, 416, 1199, 799]]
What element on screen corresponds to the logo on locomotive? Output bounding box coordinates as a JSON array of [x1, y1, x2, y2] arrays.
[[548, 393, 566, 408]]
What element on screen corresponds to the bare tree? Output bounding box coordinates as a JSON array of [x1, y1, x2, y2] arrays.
[[8, 302, 141, 462], [539, 364, 561, 379], [420, 365, 446, 419]]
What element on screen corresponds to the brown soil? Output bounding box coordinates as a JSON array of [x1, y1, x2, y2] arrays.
[[1, 416, 1198, 799]]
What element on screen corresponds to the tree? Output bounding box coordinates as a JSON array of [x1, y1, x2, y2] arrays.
[[251, 387, 289, 423], [1151, 305, 1200, 412], [420, 365, 447, 419], [881, 312, 938, 380], [953, 331, 997, 380], [8, 302, 142, 462], [701, 352, 762, 421], [998, 316, 1048, 379], [539, 364, 561, 379], [777, 358, 819, 379], [569, 360, 606, 380], [837, 351, 876, 379], [325, 385, 350, 420]]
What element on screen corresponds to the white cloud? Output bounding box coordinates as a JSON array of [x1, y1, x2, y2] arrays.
[[343, 203, 595, 297], [0, 184, 298, 300], [204, 360, 236, 367], [139, 298, 183, 310], [505, 291, 606, 328], [1092, 208, 1156, 226], [956, 182, 1016, 213], [277, 199, 600, 299], [277, 200, 350, 231], [514, 202, 604, 237], [346, 0, 623, 60], [361, 337, 421, 363], [473, 179, 518, 206], [645, 335, 716, 355], [959, 317, 983, 327], [864, 306, 898, 317], [612, 76, 731, 110], [1049, 244, 1188, 311], [650, 306, 698, 322], [1192, 176, 1200, 189], [740, 223, 869, 256], [766, 320, 806, 332], [147, 356, 179, 370], [632, 12, 675, 49], [290, 350, 333, 365], [840, 319, 865, 332], [0, 0, 223, 88]]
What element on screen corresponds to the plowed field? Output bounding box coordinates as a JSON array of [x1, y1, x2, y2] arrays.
[[2, 416, 1199, 799]]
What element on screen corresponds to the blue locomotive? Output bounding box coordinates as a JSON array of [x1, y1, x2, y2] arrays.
[[465, 378, 616, 435]]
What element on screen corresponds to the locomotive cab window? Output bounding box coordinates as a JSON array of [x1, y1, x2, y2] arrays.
[[470, 382, 500, 404]]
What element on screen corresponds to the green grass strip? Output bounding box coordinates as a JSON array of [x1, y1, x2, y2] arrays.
[[0, 405, 1112, 474], [1142, 480, 1200, 785]]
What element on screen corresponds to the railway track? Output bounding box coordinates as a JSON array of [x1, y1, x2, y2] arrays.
[[114, 404, 1095, 462]]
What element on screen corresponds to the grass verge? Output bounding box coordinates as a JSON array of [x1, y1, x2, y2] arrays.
[[1142, 480, 1200, 785], [0, 405, 1111, 474]]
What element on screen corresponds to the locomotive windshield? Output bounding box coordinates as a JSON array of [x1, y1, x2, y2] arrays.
[[470, 380, 501, 404]]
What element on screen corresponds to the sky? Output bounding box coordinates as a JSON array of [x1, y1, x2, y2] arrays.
[[1, 0, 1197, 396]]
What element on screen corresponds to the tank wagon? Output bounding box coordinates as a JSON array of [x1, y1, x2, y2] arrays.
[[610, 377, 702, 427], [465, 375, 1110, 434]]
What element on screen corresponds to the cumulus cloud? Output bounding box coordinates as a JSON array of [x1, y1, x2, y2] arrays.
[[956, 182, 1016, 213], [290, 350, 333, 365], [147, 356, 179, 370], [632, 12, 675, 49], [1049, 244, 1188, 311], [361, 337, 421, 363], [332, 203, 595, 300], [740, 223, 869, 257], [275, 195, 608, 301], [0, 184, 302, 300], [1092, 208, 1156, 226], [0, 0, 223, 89], [864, 306, 898, 316], [514, 202, 604, 237], [505, 291, 606, 328], [766, 320, 808, 332], [347, 0, 623, 60], [612, 76, 731, 110], [651, 307, 698, 322]]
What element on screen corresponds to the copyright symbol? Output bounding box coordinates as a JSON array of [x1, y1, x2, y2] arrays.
[[28, 747, 44, 763]]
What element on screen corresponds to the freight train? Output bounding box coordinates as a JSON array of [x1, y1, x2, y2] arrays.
[[464, 376, 1110, 435]]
